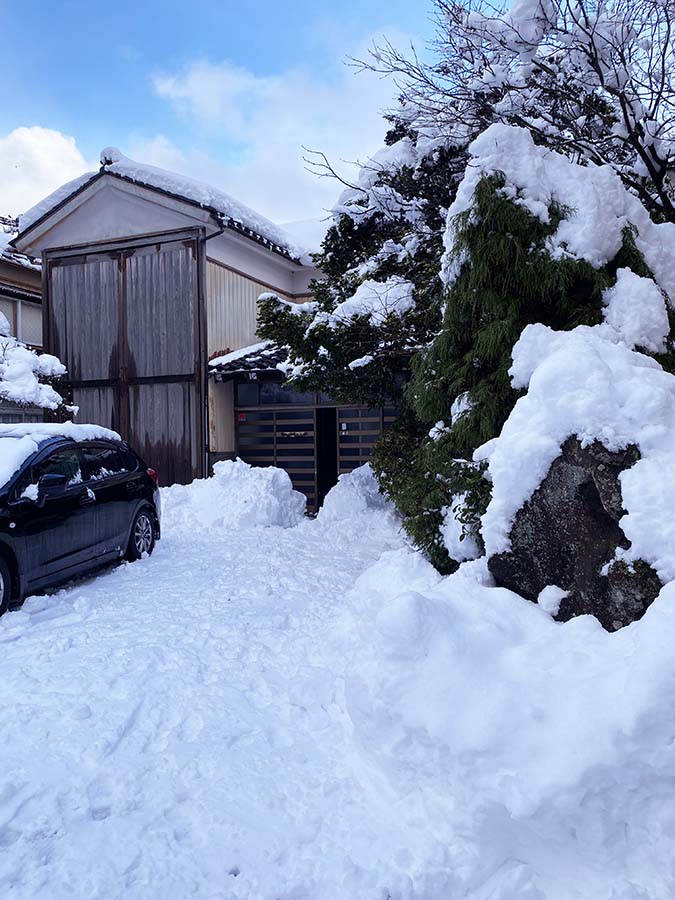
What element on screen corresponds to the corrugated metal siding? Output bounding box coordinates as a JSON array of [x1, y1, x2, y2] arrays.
[[47, 233, 205, 485], [71, 385, 118, 432], [206, 262, 291, 356], [129, 382, 196, 486]]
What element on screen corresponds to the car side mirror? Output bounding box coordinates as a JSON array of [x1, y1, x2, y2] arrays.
[[37, 472, 68, 504]]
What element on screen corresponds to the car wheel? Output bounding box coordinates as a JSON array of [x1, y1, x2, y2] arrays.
[[126, 508, 156, 561], [0, 555, 12, 616]]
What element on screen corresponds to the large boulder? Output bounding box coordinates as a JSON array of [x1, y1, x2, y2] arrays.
[[488, 437, 662, 631]]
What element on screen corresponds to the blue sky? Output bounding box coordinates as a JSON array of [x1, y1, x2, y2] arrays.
[[0, 0, 434, 221]]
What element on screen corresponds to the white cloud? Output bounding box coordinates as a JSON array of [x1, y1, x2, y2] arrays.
[[0, 127, 94, 217], [148, 37, 408, 223]]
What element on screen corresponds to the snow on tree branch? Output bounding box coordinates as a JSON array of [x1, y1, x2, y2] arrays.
[[360, 0, 675, 222]]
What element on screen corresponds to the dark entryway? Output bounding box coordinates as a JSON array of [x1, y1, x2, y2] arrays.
[[316, 407, 338, 505]]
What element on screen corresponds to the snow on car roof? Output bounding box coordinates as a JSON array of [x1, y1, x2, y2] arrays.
[[18, 149, 313, 265], [0, 422, 121, 490]]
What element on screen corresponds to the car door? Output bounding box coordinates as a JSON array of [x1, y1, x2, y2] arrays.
[[80, 443, 136, 553], [11, 446, 100, 581]]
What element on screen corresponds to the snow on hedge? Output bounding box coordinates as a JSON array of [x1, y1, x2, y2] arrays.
[[442, 123, 675, 301], [0, 315, 66, 412], [0, 422, 121, 490], [19, 149, 312, 264], [333, 137, 422, 225], [161, 458, 306, 532]]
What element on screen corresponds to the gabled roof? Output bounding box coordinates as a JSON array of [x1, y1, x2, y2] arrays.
[[16, 149, 314, 265]]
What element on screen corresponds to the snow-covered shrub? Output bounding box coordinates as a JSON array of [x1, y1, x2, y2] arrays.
[[160, 458, 307, 533], [0, 312, 66, 410], [364, 0, 675, 227]]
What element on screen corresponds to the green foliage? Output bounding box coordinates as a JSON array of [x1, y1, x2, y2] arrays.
[[375, 174, 659, 571], [371, 408, 491, 572], [410, 174, 613, 452], [257, 121, 463, 408], [260, 120, 669, 575]]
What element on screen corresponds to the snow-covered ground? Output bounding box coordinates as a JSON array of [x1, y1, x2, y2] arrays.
[[1, 461, 674, 899], [0, 463, 414, 900]]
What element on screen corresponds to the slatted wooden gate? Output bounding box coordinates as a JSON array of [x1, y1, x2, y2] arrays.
[[337, 407, 398, 474], [44, 229, 206, 486], [236, 407, 317, 508], [235, 402, 398, 509]]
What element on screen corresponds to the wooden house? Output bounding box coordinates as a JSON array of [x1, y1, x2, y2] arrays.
[[12, 150, 392, 505]]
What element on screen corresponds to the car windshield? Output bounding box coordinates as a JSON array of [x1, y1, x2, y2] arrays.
[[0, 435, 44, 492]]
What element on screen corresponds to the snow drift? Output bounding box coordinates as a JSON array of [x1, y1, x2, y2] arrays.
[[161, 458, 307, 532], [316, 463, 397, 525], [342, 550, 675, 898]]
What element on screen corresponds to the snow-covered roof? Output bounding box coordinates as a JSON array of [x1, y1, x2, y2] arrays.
[[0, 422, 121, 490], [18, 150, 314, 265], [209, 340, 288, 376], [0, 215, 41, 275]]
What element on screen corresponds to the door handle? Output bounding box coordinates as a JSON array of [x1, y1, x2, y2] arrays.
[[79, 487, 96, 506]]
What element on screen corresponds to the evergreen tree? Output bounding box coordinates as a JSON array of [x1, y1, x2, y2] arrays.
[[372, 174, 657, 572], [258, 119, 465, 408]]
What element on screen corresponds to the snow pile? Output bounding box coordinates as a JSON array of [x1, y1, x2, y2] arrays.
[[161, 458, 306, 532], [442, 123, 675, 300], [0, 422, 120, 490], [317, 463, 397, 525], [19, 151, 312, 264], [342, 550, 675, 897]]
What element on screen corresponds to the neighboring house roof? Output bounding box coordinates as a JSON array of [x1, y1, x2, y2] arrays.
[[209, 340, 288, 377], [1, 215, 41, 275], [17, 149, 314, 265]]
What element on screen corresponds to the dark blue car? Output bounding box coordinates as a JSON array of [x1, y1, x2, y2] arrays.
[[0, 433, 161, 614]]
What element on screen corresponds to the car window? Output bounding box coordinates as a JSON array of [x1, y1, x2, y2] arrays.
[[34, 449, 83, 487], [81, 445, 135, 482]]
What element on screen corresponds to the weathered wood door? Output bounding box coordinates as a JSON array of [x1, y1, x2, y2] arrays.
[[45, 229, 206, 485]]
